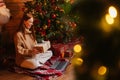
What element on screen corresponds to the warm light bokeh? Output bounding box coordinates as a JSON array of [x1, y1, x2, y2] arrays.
[[98, 66, 107, 75], [72, 57, 83, 66], [73, 44, 82, 53], [108, 6, 117, 18], [105, 14, 114, 24]]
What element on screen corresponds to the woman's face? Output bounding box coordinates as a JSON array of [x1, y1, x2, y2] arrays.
[[24, 17, 33, 29]]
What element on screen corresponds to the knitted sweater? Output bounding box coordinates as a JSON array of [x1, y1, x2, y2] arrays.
[[14, 28, 37, 66]]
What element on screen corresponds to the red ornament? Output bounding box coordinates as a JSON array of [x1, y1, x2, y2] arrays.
[[72, 22, 77, 28], [51, 13, 56, 19], [40, 30, 46, 36], [51, 0, 55, 3], [47, 19, 51, 23]]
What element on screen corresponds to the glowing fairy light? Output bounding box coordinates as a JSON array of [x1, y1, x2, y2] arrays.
[[73, 44, 82, 53], [108, 6, 117, 18], [76, 58, 83, 65], [72, 57, 83, 65], [105, 14, 114, 24], [98, 66, 107, 75]]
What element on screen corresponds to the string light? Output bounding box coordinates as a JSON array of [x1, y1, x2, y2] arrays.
[[72, 57, 83, 66], [108, 6, 117, 18], [105, 14, 114, 24], [98, 66, 107, 75], [73, 44, 82, 53]]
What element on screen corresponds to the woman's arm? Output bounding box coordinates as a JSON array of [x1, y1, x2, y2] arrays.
[[14, 32, 33, 56]]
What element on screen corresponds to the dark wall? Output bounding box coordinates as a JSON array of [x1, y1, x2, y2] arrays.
[[72, 0, 120, 80]]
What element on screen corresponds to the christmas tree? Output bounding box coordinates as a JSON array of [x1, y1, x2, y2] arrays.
[[23, 0, 78, 43]]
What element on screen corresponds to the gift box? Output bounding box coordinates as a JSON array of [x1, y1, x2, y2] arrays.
[[51, 38, 82, 58], [51, 43, 73, 58], [64, 50, 73, 58], [51, 43, 68, 58], [34, 41, 51, 53]]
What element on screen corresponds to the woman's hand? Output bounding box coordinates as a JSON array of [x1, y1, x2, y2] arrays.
[[32, 48, 40, 54]]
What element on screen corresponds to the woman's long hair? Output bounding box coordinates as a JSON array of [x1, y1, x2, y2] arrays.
[[17, 13, 36, 41]]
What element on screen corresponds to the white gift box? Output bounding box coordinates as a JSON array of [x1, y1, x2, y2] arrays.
[[34, 41, 51, 53]]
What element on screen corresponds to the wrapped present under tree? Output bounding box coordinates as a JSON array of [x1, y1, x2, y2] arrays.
[[51, 37, 83, 58]]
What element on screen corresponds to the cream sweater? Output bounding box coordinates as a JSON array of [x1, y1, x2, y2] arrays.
[[14, 28, 37, 66]]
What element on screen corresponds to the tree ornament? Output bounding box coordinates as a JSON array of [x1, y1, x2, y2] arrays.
[[51, 0, 55, 3], [72, 22, 77, 28], [40, 30, 46, 37], [51, 13, 56, 19], [43, 25, 48, 30], [56, 20, 60, 24], [70, 0, 74, 4], [47, 19, 51, 23]]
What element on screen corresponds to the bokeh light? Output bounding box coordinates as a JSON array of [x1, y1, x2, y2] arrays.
[[73, 44, 82, 53], [108, 6, 117, 18], [72, 57, 83, 66], [98, 66, 107, 75], [105, 14, 114, 24]]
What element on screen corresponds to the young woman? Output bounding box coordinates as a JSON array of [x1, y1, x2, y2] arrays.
[[14, 13, 52, 69]]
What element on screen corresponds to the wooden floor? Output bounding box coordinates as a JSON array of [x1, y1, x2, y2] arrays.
[[0, 64, 76, 80]]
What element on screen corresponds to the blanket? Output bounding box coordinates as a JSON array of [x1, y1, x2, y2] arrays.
[[9, 56, 64, 80], [13, 65, 62, 80]]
